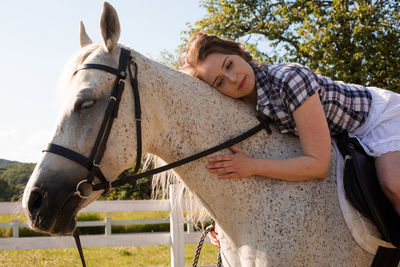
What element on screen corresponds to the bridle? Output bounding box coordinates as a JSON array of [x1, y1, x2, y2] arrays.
[[44, 48, 142, 199], [42, 47, 272, 266]]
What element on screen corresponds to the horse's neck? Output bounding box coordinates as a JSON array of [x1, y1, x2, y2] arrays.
[[137, 53, 259, 163], [135, 54, 291, 222]]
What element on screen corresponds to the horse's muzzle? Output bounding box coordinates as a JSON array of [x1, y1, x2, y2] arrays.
[[23, 163, 86, 234], [25, 185, 81, 234], [26, 187, 51, 231]]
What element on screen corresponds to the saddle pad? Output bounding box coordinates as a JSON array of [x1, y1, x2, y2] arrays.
[[332, 141, 396, 255]]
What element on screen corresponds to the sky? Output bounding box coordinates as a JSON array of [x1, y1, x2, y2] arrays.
[[0, 0, 206, 163]]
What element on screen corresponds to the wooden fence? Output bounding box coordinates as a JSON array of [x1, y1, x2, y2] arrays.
[[0, 186, 211, 267]]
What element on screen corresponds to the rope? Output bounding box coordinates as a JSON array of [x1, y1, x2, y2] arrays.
[[192, 219, 222, 267]]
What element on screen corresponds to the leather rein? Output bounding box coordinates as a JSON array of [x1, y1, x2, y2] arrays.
[[42, 47, 272, 266]]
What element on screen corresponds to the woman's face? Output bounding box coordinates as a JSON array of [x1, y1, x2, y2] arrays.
[[196, 53, 256, 100]]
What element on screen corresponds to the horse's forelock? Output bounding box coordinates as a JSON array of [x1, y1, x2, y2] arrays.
[[56, 43, 101, 105]]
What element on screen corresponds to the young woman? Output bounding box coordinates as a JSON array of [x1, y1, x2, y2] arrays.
[[179, 33, 400, 225]]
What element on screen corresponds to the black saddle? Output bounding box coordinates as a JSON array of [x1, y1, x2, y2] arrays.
[[336, 134, 400, 266]]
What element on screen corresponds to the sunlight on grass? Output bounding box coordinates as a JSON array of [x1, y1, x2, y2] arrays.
[[0, 213, 25, 223], [0, 211, 220, 266], [0, 211, 172, 237], [0, 244, 219, 266], [0, 211, 170, 223]]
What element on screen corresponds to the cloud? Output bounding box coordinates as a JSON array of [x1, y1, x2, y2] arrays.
[[0, 129, 52, 163]]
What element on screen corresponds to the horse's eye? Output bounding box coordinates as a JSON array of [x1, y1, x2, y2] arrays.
[[75, 99, 96, 111]]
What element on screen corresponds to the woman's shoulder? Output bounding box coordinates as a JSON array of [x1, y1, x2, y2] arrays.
[[257, 62, 310, 83]]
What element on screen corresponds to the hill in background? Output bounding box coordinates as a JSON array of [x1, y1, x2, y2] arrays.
[[0, 159, 22, 165], [0, 159, 35, 201]]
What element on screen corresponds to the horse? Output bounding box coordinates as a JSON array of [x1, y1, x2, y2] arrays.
[[22, 2, 372, 266]]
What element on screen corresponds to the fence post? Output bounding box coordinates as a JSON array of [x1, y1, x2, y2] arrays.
[[170, 184, 184, 267], [105, 216, 111, 236], [12, 220, 19, 238], [187, 221, 194, 233]]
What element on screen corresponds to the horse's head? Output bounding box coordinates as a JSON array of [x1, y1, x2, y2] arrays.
[[22, 2, 139, 234]]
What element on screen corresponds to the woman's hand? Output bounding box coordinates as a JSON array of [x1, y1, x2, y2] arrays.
[[206, 146, 255, 179]]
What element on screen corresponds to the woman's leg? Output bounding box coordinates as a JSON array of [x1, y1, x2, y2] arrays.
[[375, 151, 400, 215]]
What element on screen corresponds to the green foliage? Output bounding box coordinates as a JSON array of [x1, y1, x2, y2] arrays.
[[158, 49, 180, 69], [0, 162, 35, 201], [100, 161, 154, 201], [0, 179, 15, 202], [182, 0, 400, 92], [0, 158, 153, 202], [0, 162, 35, 186]]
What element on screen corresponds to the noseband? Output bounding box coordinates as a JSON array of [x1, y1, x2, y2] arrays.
[[42, 47, 272, 267]]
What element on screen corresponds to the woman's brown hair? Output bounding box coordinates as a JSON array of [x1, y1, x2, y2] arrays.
[[179, 32, 253, 77]]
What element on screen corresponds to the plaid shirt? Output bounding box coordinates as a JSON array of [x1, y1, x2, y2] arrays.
[[253, 63, 372, 135]]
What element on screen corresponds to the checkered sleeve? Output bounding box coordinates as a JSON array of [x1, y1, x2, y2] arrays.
[[281, 65, 321, 112]]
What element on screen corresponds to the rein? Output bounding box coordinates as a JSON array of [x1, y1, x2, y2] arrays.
[[42, 47, 272, 266]]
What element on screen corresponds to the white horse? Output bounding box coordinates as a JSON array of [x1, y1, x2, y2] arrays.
[[22, 2, 372, 266]]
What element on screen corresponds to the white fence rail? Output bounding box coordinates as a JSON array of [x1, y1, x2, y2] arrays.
[[0, 186, 211, 267]]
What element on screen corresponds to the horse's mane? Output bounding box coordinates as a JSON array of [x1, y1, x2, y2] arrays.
[[143, 154, 209, 226]]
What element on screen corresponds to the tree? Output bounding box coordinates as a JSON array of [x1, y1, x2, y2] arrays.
[[182, 0, 400, 92], [0, 179, 15, 201], [0, 163, 35, 201], [0, 163, 35, 186]]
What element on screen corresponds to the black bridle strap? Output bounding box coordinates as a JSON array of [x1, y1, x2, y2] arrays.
[[44, 48, 142, 192], [128, 59, 142, 174], [73, 229, 86, 267], [43, 146, 109, 186], [44, 143, 91, 169], [74, 64, 126, 78], [86, 48, 131, 168], [88, 81, 124, 166], [92, 115, 271, 191]]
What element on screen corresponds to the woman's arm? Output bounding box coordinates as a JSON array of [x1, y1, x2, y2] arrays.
[[207, 93, 331, 181]]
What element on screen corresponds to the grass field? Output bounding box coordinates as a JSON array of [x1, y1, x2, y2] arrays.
[[0, 244, 220, 266], [0, 212, 219, 266]]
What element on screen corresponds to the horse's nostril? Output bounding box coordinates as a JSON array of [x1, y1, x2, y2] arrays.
[[28, 189, 45, 218]]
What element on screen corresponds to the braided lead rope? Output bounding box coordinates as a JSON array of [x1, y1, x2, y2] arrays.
[[192, 219, 222, 267], [217, 247, 222, 267]]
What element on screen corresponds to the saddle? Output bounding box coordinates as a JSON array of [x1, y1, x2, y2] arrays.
[[336, 134, 400, 266]]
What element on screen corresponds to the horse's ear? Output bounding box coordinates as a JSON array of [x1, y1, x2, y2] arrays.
[[100, 2, 120, 52], [80, 21, 93, 48]]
